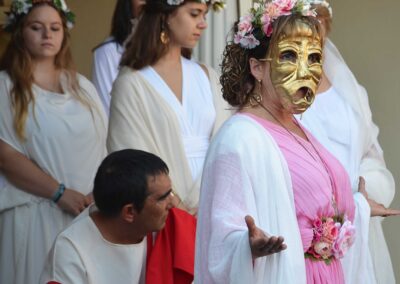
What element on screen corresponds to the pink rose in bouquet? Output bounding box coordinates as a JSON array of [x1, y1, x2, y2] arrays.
[[332, 220, 356, 259]]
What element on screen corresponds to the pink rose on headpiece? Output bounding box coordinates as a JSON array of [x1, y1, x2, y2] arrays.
[[241, 34, 260, 49], [261, 13, 273, 37], [273, 0, 296, 15], [265, 2, 282, 20], [237, 14, 254, 34], [332, 220, 356, 259]]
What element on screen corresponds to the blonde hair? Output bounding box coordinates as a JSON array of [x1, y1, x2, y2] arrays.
[[0, 3, 95, 141]]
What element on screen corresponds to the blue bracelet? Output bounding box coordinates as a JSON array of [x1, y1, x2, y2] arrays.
[[52, 183, 65, 203]]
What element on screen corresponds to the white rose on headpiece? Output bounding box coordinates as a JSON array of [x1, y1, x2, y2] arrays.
[[59, 0, 68, 11], [167, 0, 185, 5]]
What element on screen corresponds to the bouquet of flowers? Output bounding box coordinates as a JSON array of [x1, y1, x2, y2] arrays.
[[305, 215, 355, 264]]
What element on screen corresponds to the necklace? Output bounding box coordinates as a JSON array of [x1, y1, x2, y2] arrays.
[[256, 102, 339, 215]]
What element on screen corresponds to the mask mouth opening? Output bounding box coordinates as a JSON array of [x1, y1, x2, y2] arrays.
[[295, 87, 314, 103]]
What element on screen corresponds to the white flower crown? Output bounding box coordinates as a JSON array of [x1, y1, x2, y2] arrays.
[[3, 0, 75, 32], [167, 0, 226, 12], [234, 0, 319, 50]]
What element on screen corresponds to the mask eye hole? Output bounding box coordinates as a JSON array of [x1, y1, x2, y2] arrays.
[[308, 53, 322, 65], [279, 50, 297, 63]]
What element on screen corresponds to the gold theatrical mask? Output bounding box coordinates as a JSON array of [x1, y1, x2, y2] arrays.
[[269, 24, 323, 113]]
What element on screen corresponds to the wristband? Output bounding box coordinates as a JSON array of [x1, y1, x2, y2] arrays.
[[51, 183, 65, 203]]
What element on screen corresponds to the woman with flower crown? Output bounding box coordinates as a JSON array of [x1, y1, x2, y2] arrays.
[[107, 0, 230, 214], [0, 0, 107, 283], [195, 1, 356, 283], [298, 2, 400, 284]]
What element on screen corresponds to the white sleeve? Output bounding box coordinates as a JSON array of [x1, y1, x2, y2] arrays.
[[357, 85, 395, 207], [92, 43, 120, 115], [40, 237, 87, 284], [341, 192, 376, 284], [0, 74, 26, 154]]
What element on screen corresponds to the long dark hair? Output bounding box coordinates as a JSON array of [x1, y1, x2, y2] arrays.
[[111, 0, 135, 46], [120, 0, 195, 70], [93, 0, 135, 50]]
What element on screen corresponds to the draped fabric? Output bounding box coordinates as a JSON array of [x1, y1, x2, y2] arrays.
[[138, 58, 216, 181], [300, 38, 396, 284], [246, 113, 355, 283], [146, 208, 196, 284], [92, 37, 123, 115], [107, 63, 231, 211], [196, 114, 306, 284]]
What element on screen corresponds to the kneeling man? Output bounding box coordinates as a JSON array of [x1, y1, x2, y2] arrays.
[[40, 149, 175, 283]]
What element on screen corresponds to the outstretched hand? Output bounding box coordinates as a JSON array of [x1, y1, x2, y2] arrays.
[[245, 215, 287, 260], [358, 177, 400, 217]]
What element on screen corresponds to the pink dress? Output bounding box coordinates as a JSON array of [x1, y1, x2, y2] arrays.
[[244, 113, 355, 284]]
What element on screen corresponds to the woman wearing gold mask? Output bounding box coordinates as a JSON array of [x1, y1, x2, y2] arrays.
[[195, 1, 356, 283], [298, 2, 400, 284]]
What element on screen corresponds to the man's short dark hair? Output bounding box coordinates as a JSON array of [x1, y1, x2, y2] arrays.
[[93, 149, 169, 217]]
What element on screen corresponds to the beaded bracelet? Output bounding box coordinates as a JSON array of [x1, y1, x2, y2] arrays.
[[51, 183, 66, 203]]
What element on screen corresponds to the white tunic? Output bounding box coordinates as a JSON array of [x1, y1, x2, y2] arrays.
[[139, 57, 216, 180], [92, 37, 123, 115], [0, 71, 107, 284], [40, 214, 147, 284]]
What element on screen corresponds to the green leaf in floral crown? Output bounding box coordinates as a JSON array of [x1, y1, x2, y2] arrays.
[[212, 2, 225, 12], [66, 11, 75, 24], [54, 0, 62, 9]]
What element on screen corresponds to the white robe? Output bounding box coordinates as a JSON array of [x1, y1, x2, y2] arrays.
[[40, 213, 147, 284], [0, 71, 107, 284], [299, 39, 396, 284], [195, 115, 306, 284], [92, 37, 123, 115], [138, 58, 216, 181], [107, 58, 231, 210]]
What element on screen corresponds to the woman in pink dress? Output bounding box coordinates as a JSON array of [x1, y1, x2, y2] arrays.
[[195, 1, 356, 283]]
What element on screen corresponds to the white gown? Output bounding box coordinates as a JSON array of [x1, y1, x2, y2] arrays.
[[92, 37, 123, 115], [139, 57, 216, 181], [299, 39, 396, 284], [0, 71, 107, 284], [107, 57, 231, 210]]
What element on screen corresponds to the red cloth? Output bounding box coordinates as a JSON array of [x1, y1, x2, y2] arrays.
[[146, 208, 196, 284]]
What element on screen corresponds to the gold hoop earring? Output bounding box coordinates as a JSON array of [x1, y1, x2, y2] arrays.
[[160, 31, 169, 45], [247, 79, 263, 107]]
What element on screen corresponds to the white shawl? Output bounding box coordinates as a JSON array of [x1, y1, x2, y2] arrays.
[[195, 115, 306, 284], [107, 65, 231, 211]]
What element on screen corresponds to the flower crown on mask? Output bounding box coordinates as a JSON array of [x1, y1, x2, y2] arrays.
[[3, 0, 75, 32], [167, 0, 226, 12], [234, 0, 318, 49]]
